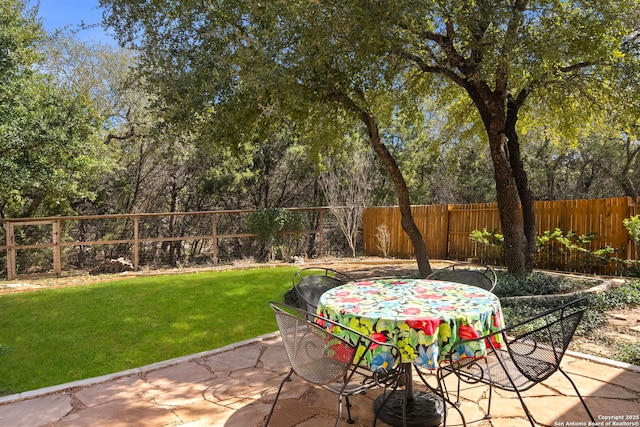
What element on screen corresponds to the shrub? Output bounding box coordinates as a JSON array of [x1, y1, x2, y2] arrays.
[[622, 215, 640, 277], [375, 224, 391, 258], [283, 287, 300, 307], [469, 228, 503, 265], [536, 228, 617, 273], [471, 227, 619, 274], [500, 279, 640, 341], [619, 259, 640, 277], [589, 280, 640, 311], [247, 208, 306, 262], [623, 215, 640, 252]]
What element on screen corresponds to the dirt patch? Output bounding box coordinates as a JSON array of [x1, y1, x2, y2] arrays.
[[0, 257, 448, 293]]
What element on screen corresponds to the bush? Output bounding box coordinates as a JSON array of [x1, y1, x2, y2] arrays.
[[246, 208, 306, 262], [469, 228, 503, 265], [589, 280, 640, 311], [619, 260, 640, 277], [623, 215, 640, 251], [470, 227, 620, 274], [283, 287, 300, 307]]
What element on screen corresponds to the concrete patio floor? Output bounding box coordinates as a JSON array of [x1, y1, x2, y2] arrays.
[[0, 332, 638, 427]]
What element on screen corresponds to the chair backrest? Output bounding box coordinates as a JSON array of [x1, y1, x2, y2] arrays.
[[270, 301, 401, 375], [293, 268, 352, 312], [271, 302, 356, 385], [427, 262, 497, 292], [505, 298, 586, 383]]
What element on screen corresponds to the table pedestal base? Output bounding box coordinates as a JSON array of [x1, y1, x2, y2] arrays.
[[373, 390, 444, 427]]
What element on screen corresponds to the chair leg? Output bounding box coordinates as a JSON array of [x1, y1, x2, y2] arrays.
[[414, 367, 466, 427], [496, 369, 594, 427], [264, 369, 293, 427], [344, 395, 355, 424], [372, 379, 402, 427], [335, 394, 357, 427], [485, 384, 493, 419], [559, 368, 596, 424], [335, 395, 343, 427], [513, 387, 537, 427], [436, 369, 467, 427]]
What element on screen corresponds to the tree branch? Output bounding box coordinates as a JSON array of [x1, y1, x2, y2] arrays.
[[105, 128, 135, 144], [557, 62, 596, 73]]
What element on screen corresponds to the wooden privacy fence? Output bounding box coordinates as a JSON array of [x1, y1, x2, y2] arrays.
[[363, 197, 640, 274], [0, 208, 341, 281]]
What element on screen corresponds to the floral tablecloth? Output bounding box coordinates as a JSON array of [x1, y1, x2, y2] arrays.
[[317, 278, 504, 370]]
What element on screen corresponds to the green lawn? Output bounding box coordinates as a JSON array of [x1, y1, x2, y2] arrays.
[[0, 267, 297, 396]]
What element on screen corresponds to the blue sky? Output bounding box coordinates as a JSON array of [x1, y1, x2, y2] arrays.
[[29, 0, 117, 46]]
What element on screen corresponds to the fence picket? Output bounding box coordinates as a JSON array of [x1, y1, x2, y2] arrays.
[[363, 197, 637, 275]]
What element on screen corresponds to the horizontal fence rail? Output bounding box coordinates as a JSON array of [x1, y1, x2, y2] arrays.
[[2, 198, 639, 280], [0, 208, 347, 280], [363, 197, 640, 275]]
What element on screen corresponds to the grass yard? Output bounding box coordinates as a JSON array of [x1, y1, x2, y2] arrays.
[[0, 267, 297, 396]]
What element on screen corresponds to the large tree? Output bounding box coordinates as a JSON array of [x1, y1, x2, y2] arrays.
[[1, 0, 108, 218], [362, 0, 637, 272], [100, 0, 637, 273], [101, 0, 435, 275], [521, 23, 640, 201]]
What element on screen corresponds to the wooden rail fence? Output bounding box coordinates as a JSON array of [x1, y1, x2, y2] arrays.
[[0, 208, 336, 280], [363, 197, 640, 274]]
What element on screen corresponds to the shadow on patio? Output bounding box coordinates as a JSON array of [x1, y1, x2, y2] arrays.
[[0, 332, 638, 427]]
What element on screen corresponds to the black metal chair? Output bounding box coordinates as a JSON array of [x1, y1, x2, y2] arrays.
[[293, 267, 353, 313], [438, 297, 595, 426], [266, 302, 402, 427], [427, 262, 497, 292]]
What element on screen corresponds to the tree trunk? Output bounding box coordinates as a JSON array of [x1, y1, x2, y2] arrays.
[[327, 90, 432, 277], [362, 112, 432, 277], [488, 131, 528, 273], [328, 89, 431, 277], [470, 90, 527, 273], [506, 97, 536, 272], [464, 84, 529, 274]]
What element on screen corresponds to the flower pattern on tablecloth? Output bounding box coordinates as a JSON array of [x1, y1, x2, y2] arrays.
[[317, 278, 504, 370]]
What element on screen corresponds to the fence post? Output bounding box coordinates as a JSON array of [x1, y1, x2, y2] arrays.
[[211, 213, 218, 264], [133, 216, 139, 270], [318, 209, 324, 256], [53, 219, 62, 276], [7, 223, 16, 280]]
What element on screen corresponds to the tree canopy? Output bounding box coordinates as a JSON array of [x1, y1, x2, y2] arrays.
[[0, 0, 110, 217], [1, 0, 639, 269], [99, 0, 639, 273]]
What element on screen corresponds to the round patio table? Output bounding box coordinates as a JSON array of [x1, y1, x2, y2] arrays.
[[317, 278, 505, 427]]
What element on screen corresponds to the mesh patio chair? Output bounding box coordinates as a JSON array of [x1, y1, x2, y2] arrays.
[[266, 301, 402, 427], [427, 262, 497, 292], [293, 267, 353, 313], [438, 297, 595, 426]]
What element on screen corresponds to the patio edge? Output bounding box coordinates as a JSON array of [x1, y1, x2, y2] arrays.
[[0, 331, 280, 406], [565, 348, 640, 373], [1, 331, 637, 407]]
